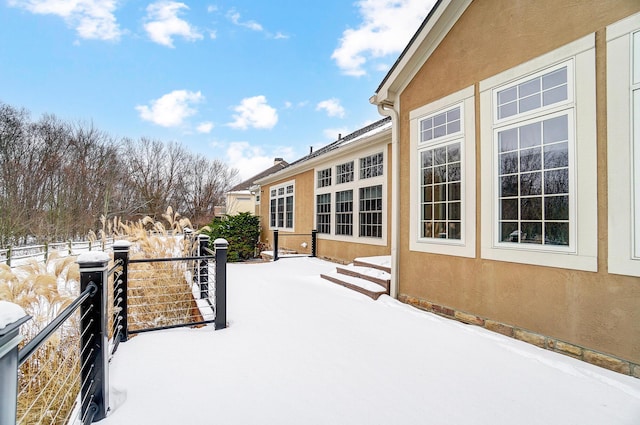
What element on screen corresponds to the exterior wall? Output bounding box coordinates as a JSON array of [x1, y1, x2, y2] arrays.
[[259, 170, 315, 253], [397, 0, 640, 366], [259, 142, 392, 264], [225, 192, 255, 216]]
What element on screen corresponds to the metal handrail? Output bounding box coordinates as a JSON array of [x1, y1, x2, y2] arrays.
[[18, 282, 98, 366]]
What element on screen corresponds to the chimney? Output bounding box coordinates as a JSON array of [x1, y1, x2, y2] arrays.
[[309, 146, 313, 154], [338, 133, 342, 139], [274, 157, 283, 165]]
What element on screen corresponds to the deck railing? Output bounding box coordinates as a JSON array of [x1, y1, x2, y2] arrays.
[[0, 236, 228, 425]]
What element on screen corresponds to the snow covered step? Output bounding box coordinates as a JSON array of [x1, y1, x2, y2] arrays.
[[353, 255, 391, 274], [335, 264, 390, 291], [320, 271, 388, 300]]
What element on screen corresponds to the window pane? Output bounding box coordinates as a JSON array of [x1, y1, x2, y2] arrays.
[[545, 222, 569, 246], [544, 195, 569, 220], [448, 163, 461, 182], [423, 204, 433, 220], [543, 115, 568, 144], [433, 165, 447, 183], [499, 102, 518, 119], [449, 182, 461, 201], [501, 199, 518, 220], [521, 197, 542, 220], [434, 112, 446, 126], [447, 121, 460, 134], [542, 67, 567, 90], [498, 86, 517, 105], [499, 128, 518, 152], [434, 184, 447, 201], [544, 142, 569, 169], [521, 222, 543, 244], [422, 186, 433, 203], [447, 107, 460, 121], [520, 122, 542, 148], [448, 222, 461, 240], [519, 78, 541, 97], [520, 172, 542, 196], [434, 203, 446, 220], [544, 169, 569, 194], [543, 86, 568, 106], [449, 202, 461, 220], [499, 152, 518, 175], [447, 143, 461, 162], [500, 175, 518, 197], [501, 222, 519, 242], [434, 147, 447, 165], [520, 147, 542, 172], [519, 94, 542, 114], [423, 167, 433, 185], [422, 150, 433, 167]]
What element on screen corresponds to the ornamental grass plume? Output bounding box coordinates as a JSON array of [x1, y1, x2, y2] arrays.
[[1, 207, 205, 424]]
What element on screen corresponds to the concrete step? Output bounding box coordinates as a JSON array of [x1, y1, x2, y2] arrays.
[[353, 255, 391, 274], [335, 264, 390, 291], [320, 271, 388, 300]]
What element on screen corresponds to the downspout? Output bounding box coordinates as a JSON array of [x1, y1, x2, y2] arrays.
[[376, 102, 400, 299]]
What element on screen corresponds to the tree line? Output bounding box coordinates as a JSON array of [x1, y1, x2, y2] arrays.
[[0, 102, 238, 246]]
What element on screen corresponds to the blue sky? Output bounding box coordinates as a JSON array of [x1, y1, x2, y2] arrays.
[[0, 0, 435, 180]]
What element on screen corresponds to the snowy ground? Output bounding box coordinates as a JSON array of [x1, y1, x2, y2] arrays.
[[100, 257, 640, 425]]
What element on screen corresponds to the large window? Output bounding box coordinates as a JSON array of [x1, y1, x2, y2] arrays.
[[409, 86, 475, 258], [335, 190, 353, 236], [336, 161, 354, 184], [480, 34, 597, 271], [419, 137, 462, 240], [607, 13, 640, 277], [359, 185, 383, 237], [316, 193, 331, 234], [317, 168, 331, 188], [313, 148, 386, 244], [360, 153, 383, 179], [269, 181, 294, 230]]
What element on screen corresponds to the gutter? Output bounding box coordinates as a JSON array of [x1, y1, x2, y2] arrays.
[[374, 100, 400, 299]]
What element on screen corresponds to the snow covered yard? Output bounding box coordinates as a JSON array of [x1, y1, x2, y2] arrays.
[[100, 257, 640, 425]]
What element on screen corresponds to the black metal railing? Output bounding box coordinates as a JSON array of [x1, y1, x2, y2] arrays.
[[0, 236, 228, 425], [272, 229, 317, 261]]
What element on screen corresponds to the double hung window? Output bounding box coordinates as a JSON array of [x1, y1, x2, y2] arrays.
[[269, 182, 294, 230], [480, 34, 597, 271]]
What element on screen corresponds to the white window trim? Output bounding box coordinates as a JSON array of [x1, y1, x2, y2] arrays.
[[480, 33, 597, 271], [409, 85, 476, 258], [313, 145, 387, 246], [269, 180, 295, 232], [607, 12, 640, 277]]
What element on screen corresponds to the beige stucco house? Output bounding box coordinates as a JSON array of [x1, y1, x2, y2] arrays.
[[255, 118, 392, 264], [369, 0, 640, 376]]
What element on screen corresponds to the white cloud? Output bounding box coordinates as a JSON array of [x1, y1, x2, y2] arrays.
[[197, 121, 214, 133], [316, 98, 346, 118], [206, 5, 218, 13], [273, 32, 289, 40], [226, 142, 280, 181], [136, 90, 204, 127], [228, 96, 278, 130], [331, 0, 436, 76], [323, 127, 350, 141], [226, 9, 263, 31], [143, 1, 203, 48], [8, 0, 122, 41]]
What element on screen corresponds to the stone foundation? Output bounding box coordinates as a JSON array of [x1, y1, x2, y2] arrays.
[[398, 293, 639, 379]]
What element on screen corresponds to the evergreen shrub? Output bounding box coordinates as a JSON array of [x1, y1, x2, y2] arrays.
[[205, 212, 260, 262]]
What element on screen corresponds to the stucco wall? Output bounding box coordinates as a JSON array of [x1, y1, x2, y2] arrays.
[[397, 0, 640, 363]]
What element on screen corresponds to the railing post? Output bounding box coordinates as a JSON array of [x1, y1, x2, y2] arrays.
[[214, 238, 228, 330], [7, 246, 11, 267], [77, 252, 111, 423], [0, 308, 30, 425], [113, 241, 131, 343], [68, 240, 72, 256], [273, 229, 279, 261], [44, 241, 49, 262], [311, 230, 317, 257], [198, 234, 210, 299]]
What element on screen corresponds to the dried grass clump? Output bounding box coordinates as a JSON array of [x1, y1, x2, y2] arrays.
[[3, 207, 205, 424], [1, 254, 80, 425]]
